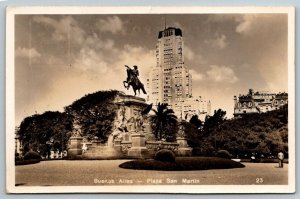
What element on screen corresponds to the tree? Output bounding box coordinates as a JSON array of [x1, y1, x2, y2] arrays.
[[150, 103, 178, 141], [198, 106, 289, 157], [189, 115, 203, 129], [17, 111, 73, 155], [182, 121, 200, 147], [65, 90, 119, 143], [203, 109, 226, 136]]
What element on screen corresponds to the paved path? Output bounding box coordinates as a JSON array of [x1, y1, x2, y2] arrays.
[[15, 160, 288, 186]]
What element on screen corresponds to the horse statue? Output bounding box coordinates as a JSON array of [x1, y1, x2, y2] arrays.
[[123, 65, 147, 96]]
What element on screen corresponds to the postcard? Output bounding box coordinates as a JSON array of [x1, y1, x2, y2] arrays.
[[6, 6, 295, 193]]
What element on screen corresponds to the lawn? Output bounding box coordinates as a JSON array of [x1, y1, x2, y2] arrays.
[[119, 157, 245, 171]]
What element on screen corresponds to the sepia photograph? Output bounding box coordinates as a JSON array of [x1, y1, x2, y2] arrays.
[[6, 6, 295, 193]]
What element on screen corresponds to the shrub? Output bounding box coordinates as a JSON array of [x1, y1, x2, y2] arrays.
[[15, 153, 23, 161], [119, 157, 245, 171], [192, 147, 202, 156], [15, 159, 40, 166], [24, 151, 41, 160], [154, 149, 175, 162], [216, 150, 231, 159]]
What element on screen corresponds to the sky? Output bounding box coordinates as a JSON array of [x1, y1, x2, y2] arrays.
[[15, 14, 288, 125]]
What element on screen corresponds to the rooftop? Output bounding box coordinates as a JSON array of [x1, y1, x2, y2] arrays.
[[158, 27, 182, 39]]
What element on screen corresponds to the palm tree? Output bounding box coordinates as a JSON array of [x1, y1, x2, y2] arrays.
[[151, 103, 178, 140]]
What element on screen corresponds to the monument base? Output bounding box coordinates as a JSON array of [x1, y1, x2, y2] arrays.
[[177, 148, 192, 157], [67, 136, 83, 159], [68, 149, 83, 159], [176, 137, 192, 157], [127, 133, 150, 158], [82, 146, 125, 159], [127, 147, 150, 158]]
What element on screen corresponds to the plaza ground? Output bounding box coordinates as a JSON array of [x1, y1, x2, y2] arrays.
[[15, 160, 288, 186]]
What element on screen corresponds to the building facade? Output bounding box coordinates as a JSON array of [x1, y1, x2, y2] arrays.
[[147, 27, 210, 120], [233, 89, 288, 117], [181, 96, 211, 121], [15, 127, 22, 154]]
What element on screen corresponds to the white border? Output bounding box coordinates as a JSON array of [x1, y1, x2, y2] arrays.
[[6, 6, 295, 194]]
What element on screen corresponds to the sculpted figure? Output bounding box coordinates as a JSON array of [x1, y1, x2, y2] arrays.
[[177, 124, 185, 138], [123, 65, 147, 96], [72, 118, 82, 137], [135, 112, 145, 132]]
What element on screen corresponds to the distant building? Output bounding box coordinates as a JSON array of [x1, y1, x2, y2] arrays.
[[147, 26, 210, 120], [181, 96, 211, 121], [233, 89, 288, 117], [15, 127, 22, 154]]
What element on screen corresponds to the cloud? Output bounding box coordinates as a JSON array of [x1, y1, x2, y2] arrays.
[[206, 65, 238, 83], [73, 48, 108, 73], [15, 47, 41, 59], [189, 69, 204, 81], [96, 16, 125, 34], [205, 33, 228, 49], [113, 45, 155, 86], [189, 65, 238, 84], [206, 15, 237, 23], [82, 33, 116, 55], [118, 45, 155, 67], [173, 21, 183, 29], [32, 16, 119, 73], [33, 16, 86, 44], [235, 15, 257, 34], [184, 46, 195, 60]]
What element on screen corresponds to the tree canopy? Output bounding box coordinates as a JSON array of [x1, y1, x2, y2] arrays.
[[65, 90, 120, 143], [184, 105, 288, 157], [17, 90, 122, 155], [150, 103, 178, 141], [17, 111, 73, 156]]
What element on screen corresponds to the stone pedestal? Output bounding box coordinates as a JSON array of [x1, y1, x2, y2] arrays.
[[127, 132, 149, 158], [176, 137, 192, 157], [82, 140, 124, 159], [68, 136, 83, 158], [114, 138, 122, 152]]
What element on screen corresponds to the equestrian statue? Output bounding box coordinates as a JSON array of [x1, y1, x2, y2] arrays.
[[123, 65, 147, 96]]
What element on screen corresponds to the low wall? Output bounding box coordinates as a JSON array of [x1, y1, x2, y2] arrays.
[[70, 138, 184, 159], [82, 141, 125, 159], [121, 141, 132, 154], [145, 141, 179, 156], [120, 140, 179, 156]]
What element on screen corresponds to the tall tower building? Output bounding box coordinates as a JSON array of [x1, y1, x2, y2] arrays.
[[147, 26, 210, 119], [148, 27, 192, 110]]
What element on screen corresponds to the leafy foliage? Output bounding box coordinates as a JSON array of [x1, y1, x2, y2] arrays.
[[150, 103, 178, 141], [186, 105, 288, 157], [65, 90, 120, 143], [216, 150, 232, 159], [18, 111, 73, 155], [189, 115, 203, 129], [24, 151, 41, 160], [184, 109, 227, 156], [119, 157, 245, 171], [17, 90, 121, 155], [154, 149, 176, 162], [203, 109, 227, 136]]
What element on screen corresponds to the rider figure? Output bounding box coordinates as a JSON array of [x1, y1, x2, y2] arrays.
[[124, 65, 147, 95], [125, 65, 140, 89], [132, 65, 139, 78]]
